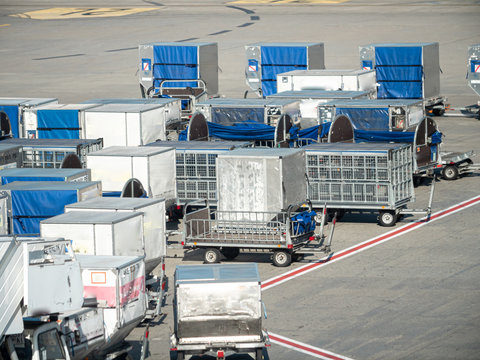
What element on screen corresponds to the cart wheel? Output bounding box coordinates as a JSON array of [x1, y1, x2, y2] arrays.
[[432, 108, 445, 116], [204, 248, 221, 264], [221, 247, 240, 260], [175, 351, 184, 360], [442, 165, 459, 181], [378, 211, 397, 227], [256, 348, 264, 360], [314, 213, 328, 225], [272, 250, 292, 267]]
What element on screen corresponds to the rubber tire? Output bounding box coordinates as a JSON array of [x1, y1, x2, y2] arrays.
[[432, 108, 445, 116], [314, 212, 328, 225], [221, 247, 240, 260], [272, 250, 292, 267], [204, 248, 221, 264], [256, 348, 264, 360], [378, 211, 397, 227], [442, 165, 459, 181], [413, 176, 423, 187], [176, 351, 184, 360]]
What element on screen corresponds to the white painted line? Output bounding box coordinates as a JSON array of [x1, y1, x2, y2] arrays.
[[269, 332, 354, 360], [262, 195, 480, 291]]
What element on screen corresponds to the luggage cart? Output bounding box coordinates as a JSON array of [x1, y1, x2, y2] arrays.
[[182, 200, 332, 267], [438, 150, 480, 180]]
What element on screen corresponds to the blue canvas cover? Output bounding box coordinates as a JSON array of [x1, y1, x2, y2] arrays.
[[354, 129, 416, 143], [153, 45, 198, 89], [0, 105, 19, 137], [335, 107, 389, 130], [375, 46, 423, 99], [261, 46, 308, 96], [11, 189, 78, 234], [37, 109, 80, 139], [1, 176, 64, 185], [208, 121, 275, 140]]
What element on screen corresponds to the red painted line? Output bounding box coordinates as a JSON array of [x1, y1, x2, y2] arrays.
[[262, 195, 480, 290], [269, 333, 352, 360]]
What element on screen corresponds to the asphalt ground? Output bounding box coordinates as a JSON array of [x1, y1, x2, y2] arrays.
[[1, 1, 480, 359]]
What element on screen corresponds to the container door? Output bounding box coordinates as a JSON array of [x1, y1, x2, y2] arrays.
[[261, 46, 307, 96], [375, 46, 423, 99], [153, 45, 198, 89], [37, 109, 81, 139], [0, 194, 9, 234]]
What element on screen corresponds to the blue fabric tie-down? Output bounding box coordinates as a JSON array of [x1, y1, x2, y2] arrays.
[[291, 210, 316, 235], [11, 189, 78, 234], [37, 109, 80, 139], [153, 45, 198, 89]]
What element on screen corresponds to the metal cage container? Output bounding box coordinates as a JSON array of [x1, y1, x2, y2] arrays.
[[305, 142, 414, 210]]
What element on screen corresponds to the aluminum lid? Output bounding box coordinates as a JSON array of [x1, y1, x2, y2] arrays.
[[278, 69, 375, 77], [304, 142, 410, 153], [144, 140, 250, 151], [247, 42, 323, 47], [268, 90, 369, 99], [0, 181, 100, 191], [84, 103, 165, 113], [77, 254, 144, 269], [319, 99, 423, 108], [65, 196, 164, 211], [82, 98, 180, 106], [88, 146, 174, 157], [218, 147, 304, 159], [0, 168, 88, 178], [142, 41, 216, 47], [1, 138, 102, 147], [175, 263, 260, 284], [40, 210, 142, 225]]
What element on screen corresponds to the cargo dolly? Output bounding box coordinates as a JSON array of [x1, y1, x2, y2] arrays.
[[438, 150, 480, 180], [182, 200, 333, 267]]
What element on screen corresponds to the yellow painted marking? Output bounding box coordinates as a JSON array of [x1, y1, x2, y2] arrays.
[[0, 24, 10, 27], [10, 7, 158, 20], [229, 0, 348, 3]]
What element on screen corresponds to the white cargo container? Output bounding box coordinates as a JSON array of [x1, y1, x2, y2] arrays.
[[277, 69, 377, 94], [76, 255, 146, 349], [0, 143, 22, 170], [84, 103, 177, 147], [87, 146, 176, 201], [65, 197, 166, 274], [216, 148, 306, 213], [40, 211, 144, 257], [22, 103, 101, 139]]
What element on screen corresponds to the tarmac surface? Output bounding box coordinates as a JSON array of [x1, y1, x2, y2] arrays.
[[1, 1, 480, 359]]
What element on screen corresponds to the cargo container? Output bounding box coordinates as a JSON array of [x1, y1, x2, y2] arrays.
[[216, 148, 306, 213], [359, 42, 446, 114], [40, 211, 144, 258], [171, 263, 269, 360], [0, 181, 101, 234], [195, 97, 300, 126], [0, 138, 103, 169], [304, 142, 433, 226], [0, 143, 22, 170], [317, 99, 425, 130], [139, 42, 218, 118], [467, 44, 480, 99], [245, 42, 325, 97], [83, 103, 176, 147], [87, 146, 175, 201], [0, 167, 90, 185], [267, 90, 370, 127], [77, 254, 146, 353], [277, 69, 376, 95], [145, 140, 250, 205], [22, 103, 101, 139], [65, 197, 166, 273], [0, 98, 58, 138]]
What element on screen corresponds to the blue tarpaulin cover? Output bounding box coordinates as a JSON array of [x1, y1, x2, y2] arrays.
[[375, 46, 423, 99], [37, 109, 80, 139], [1, 176, 64, 185], [354, 129, 416, 143], [261, 46, 308, 96], [0, 105, 19, 137], [291, 210, 316, 234], [335, 107, 389, 130], [211, 107, 264, 125], [153, 45, 198, 89], [11, 189, 78, 234]]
